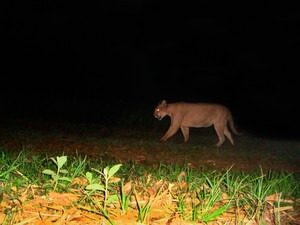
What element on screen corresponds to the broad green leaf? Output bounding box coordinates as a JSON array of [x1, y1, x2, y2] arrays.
[[86, 172, 93, 183], [57, 156, 67, 170], [59, 177, 72, 182], [42, 169, 56, 176], [107, 194, 119, 204], [59, 169, 69, 174], [50, 157, 57, 165], [108, 164, 122, 178], [52, 174, 59, 181], [86, 183, 105, 191], [103, 166, 109, 177]]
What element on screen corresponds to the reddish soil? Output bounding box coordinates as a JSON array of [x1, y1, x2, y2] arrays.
[[1, 123, 299, 173], [1, 123, 300, 224]]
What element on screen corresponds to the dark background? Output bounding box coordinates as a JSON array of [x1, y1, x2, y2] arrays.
[[1, 1, 299, 138]]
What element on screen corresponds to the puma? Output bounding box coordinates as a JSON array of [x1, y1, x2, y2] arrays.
[[153, 100, 242, 147]]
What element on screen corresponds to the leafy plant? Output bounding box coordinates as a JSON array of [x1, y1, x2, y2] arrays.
[[84, 164, 122, 225], [42, 156, 72, 191], [86, 164, 122, 209]]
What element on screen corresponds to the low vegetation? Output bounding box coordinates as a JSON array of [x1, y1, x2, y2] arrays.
[[0, 116, 299, 224]]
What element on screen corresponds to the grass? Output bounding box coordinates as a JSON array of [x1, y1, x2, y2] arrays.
[[0, 150, 299, 224], [0, 117, 299, 224]]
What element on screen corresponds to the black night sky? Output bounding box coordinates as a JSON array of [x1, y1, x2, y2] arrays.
[[1, 1, 300, 138]]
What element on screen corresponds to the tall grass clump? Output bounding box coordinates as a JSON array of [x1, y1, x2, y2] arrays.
[[238, 167, 300, 223]]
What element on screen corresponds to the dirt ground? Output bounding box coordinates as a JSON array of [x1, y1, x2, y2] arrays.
[[1, 122, 300, 173], [1, 123, 300, 224]]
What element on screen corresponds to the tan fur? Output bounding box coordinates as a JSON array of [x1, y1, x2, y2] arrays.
[[153, 100, 242, 147]]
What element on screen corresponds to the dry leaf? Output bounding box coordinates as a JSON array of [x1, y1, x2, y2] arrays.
[[123, 181, 132, 195]]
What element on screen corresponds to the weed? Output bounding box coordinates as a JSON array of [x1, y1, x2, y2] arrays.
[[42, 156, 72, 191]]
